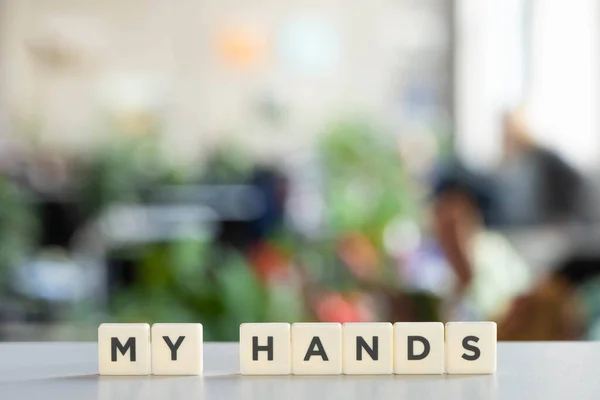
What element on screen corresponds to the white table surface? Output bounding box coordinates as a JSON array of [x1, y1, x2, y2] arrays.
[[0, 342, 598, 399]]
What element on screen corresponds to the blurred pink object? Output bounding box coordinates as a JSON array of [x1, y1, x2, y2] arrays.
[[315, 293, 373, 323]]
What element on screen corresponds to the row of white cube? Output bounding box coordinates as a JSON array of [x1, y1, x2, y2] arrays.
[[99, 323, 203, 375], [98, 321, 496, 376], [241, 322, 496, 375]]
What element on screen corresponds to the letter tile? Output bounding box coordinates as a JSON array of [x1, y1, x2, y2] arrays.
[[445, 322, 497, 374], [151, 323, 203, 375], [98, 323, 150, 375], [394, 322, 444, 374], [343, 322, 393, 375], [240, 323, 291, 375], [292, 323, 342, 375]]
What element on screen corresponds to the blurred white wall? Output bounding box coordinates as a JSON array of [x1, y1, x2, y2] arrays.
[[455, 0, 600, 171], [529, 0, 600, 170], [0, 0, 451, 164], [454, 0, 527, 170]]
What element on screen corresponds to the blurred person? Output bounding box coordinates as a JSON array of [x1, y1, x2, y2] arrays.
[[496, 107, 586, 225], [497, 253, 600, 341], [431, 163, 532, 321]]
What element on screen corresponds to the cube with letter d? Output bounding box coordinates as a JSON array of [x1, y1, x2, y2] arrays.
[[394, 322, 444, 374]]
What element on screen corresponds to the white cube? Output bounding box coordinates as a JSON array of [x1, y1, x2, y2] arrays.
[[393, 322, 444, 374], [98, 323, 151, 375], [292, 323, 342, 375], [151, 323, 203, 375], [445, 322, 497, 374], [239, 323, 291, 375], [343, 322, 393, 375]]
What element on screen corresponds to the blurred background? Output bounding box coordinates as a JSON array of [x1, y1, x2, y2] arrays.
[[0, 0, 599, 341]]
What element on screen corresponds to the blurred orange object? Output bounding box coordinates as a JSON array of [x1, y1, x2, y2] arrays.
[[216, 25, 267, 69], [337, 232, 380, 280], [248, 241, 290, 283]]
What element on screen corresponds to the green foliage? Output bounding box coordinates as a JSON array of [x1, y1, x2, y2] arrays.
[[110, 239, 274, 341], [89, 117, 435, 332], [319, 119, 420, 247], [202, 144, 253, 184], [80, 136, 165, 216], [0, 177, 38, 284]]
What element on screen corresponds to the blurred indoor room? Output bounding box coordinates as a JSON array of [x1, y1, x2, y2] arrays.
[[0, 0, 599, 342]]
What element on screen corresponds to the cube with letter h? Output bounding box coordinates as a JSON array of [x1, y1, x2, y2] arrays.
[[239, 323, 291, 375]]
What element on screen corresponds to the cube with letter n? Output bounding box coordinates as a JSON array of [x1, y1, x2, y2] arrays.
[[343, 322, 392, 375]]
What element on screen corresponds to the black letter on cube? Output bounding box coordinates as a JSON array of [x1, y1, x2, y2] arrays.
[[111, 337, 136, 362], [304, 336, 329, 361], [356, 336, 378, 361], [163, 336, 186, 361], [407, 336, 431, 360], [461, 336, 481, 361], [253, 336, 274, 361]]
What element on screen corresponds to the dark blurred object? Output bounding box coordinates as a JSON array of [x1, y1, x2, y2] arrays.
[[556, 254, 600, 286], [216, 167, 288, 251], [431, 161, 497, 226], [38, 200, 81, 248], [497, 109, 586, 226]]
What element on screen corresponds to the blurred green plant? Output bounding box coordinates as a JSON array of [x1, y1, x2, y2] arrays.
[[319, 119, 421, 247], [0, 177, 38, 286], [110, 238, 304, 341], [296, 118, 439, 321], [80, 135, 168, 216], [94, 117, 440, 333]]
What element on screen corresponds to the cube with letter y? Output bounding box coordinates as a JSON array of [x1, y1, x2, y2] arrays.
[[445, 322, 497, 374], [98, 323, 151, 375], [240, 323, 291, 375], [151, 323, 203, 375]]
